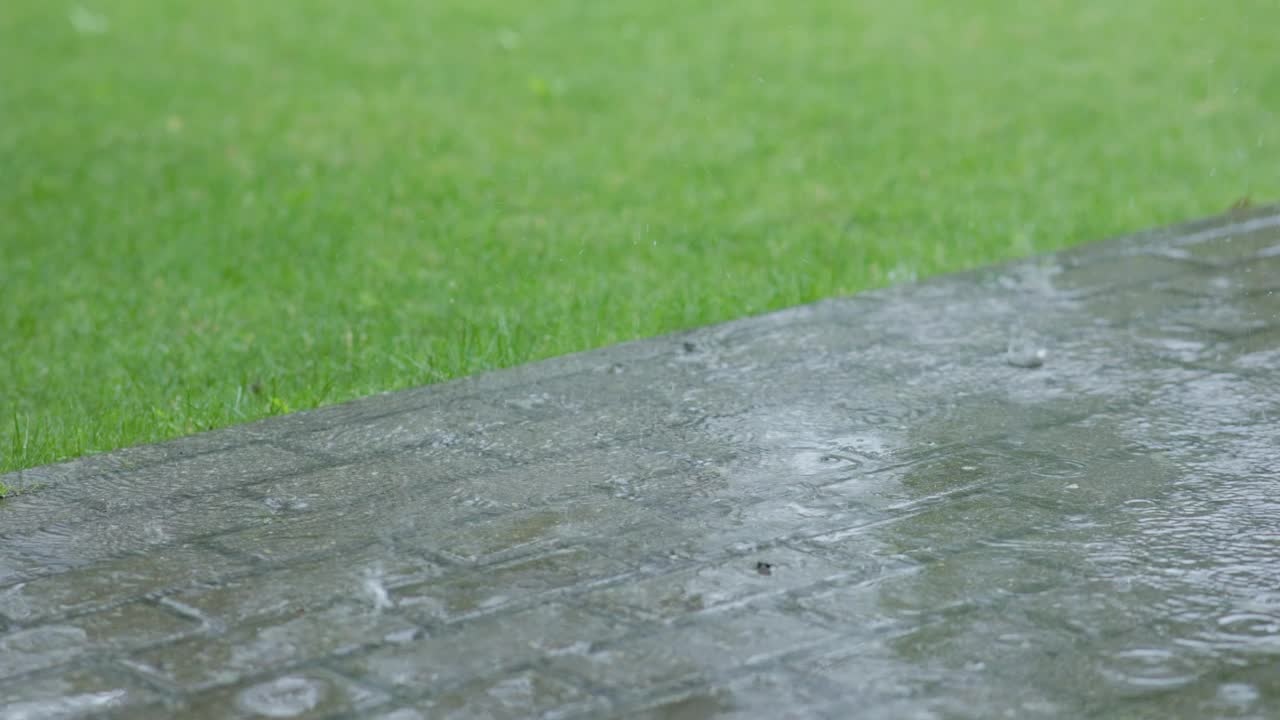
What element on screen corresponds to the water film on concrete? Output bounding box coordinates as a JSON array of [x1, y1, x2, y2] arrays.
[[2, 207, 1279, 719]]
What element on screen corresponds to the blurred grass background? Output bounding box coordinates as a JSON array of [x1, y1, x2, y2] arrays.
[[2, 0, 1278, 473]]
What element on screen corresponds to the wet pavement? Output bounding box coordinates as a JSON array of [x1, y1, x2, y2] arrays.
[[2, 207, 1279, 719]]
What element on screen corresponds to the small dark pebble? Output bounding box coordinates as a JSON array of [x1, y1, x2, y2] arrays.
[[755, 561, 773, 576], [682, 341, 697, 353]]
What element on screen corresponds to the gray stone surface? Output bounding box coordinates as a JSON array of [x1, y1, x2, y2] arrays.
[[2, 206, 1279, 719]]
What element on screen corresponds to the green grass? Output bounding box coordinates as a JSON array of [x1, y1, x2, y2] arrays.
[[2, 0, 1278, 474]]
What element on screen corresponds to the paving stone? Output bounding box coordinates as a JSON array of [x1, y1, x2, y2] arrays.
[[208, 511, 399, 566], [0, 425, 256, 499], [395, 496, 663, 566], [0, 600, 197, 680], [1044, 253, 1200, 297], [393, 548, 632, 623], [547, 605, 830, 701], [576, 545, 848, 623], [1041, 212, 1234, 266], [229, 332, 678, 447], [337, 602, 627, 695], [616, 668, 830, 720], [1168, 258, 1280, 300], [127, 668, 388, 720], [462, 388, 753, 467], [1079, 285, 1267, 365], [278, 399, 507, 461], [0, 492, 273, 584], [410, 444, 718, 514], [163, 543, 441, 627], [2, 208, 1279, 718], [205, 448, 515, 564], [0, 665, 163, 720], [381, 669, 607, 720], [795, 642, 1068, 719], [128, 603, 417, 691], [1170, 212, 1280, 263], [0, 444, 320, 533], [0, 544, 246, 624], [1199, 323, 1280, 372], [586, 517, 751, 570], [0, 626, 94, 680]]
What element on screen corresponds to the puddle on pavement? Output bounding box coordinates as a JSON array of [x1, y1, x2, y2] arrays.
[[807, 368, 1280, 717]]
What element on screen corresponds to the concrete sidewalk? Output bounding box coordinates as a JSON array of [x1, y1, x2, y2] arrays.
[[2, 207, 1278, 719]]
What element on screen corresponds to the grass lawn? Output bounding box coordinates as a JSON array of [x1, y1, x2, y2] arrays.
[[2, 0, 1278, 474]]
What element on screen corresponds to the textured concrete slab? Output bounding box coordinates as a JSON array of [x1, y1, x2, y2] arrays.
[[2, 206, 1279, 719]]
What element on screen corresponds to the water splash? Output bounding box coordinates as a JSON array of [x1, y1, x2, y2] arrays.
[[362, 564, 394, 611]]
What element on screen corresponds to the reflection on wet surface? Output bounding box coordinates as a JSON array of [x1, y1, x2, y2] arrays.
[[0, 208, 1278, 718]]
